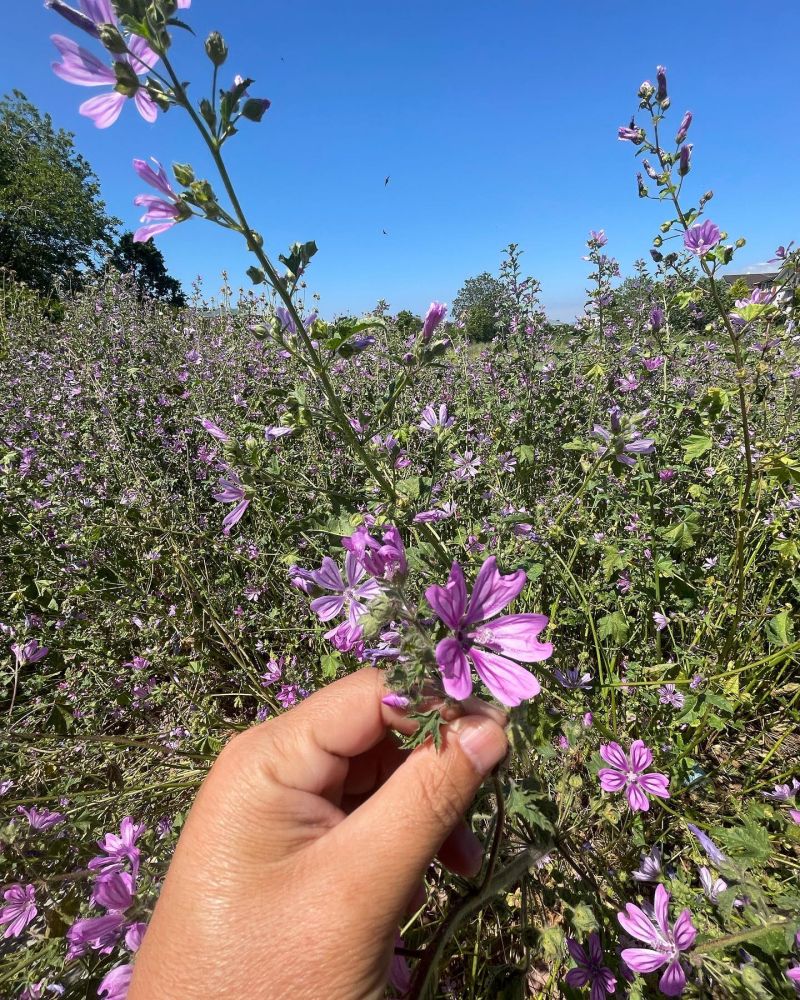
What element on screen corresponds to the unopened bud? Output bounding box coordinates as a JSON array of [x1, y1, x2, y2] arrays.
[[735, 237, 746, 248], [650, 249, 664, 263], [172, 162, 194, 186], [659, 222, 671, 234], [97, 22, 127, 54], [205, 31, 228, 67], [636, 173, 648, 198], [678, 143, 692, 176], [642, 159, 658, 180], [656, 65, 668, 104], [638, 80, 655, 101], [241, 97, 271, 122], [675, 110, 693, 144], [653, 235, 664, 247]]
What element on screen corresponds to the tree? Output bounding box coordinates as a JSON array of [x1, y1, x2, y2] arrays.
[[109, 232, 186, 307], [452, 271, 506, 342], [0, 91, 118, 294]]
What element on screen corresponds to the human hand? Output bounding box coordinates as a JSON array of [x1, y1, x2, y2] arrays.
[[128, 667, 508, 999]]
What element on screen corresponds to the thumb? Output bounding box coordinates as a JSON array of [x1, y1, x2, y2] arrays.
[[327, 715, 508, 919]]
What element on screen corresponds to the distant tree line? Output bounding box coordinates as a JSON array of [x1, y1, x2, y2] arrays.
[[0, 91, 184, 308]]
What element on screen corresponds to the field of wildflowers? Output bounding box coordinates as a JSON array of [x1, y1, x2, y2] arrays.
[[1, 2, 800, 997]]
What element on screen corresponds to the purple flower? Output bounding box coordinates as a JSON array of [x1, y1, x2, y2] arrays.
[[790, 809, 800, 825], [659, 684, 685, 709], [683, 221, 721, 257], [212, 472, 250, 536], [421, 302, 447, 342], [675, 111, 693, 144], [653, 611, 670, 631], [45, 0, 102, 38], [133, 158, 183, 243], [66, 912, 126, 959], [382, 693, 410, 710], [17, 806, 65, 830], [649, 306, 665, 331], [197, 417, 230, 443], [11, 639, 49, 665], [554, 667, 592, 691], [0, 779, 14, 796], [619, 884, 696, 996], [343, 525, 407, 582], [633, 845, 663, 883], [413, 502, 456, 523], [0, 884, 37, 939], [307, 552, 381, 626], [88, 817, 146, 878], [617, 373, 640, 393], [276, 683, 305, 708], [265, 425, 294, 441], [565, 933, 616, 999], [589, 229, 608, 246], [97, 963, 134, 1000], [618, 123, 645, 144], [51, 33, 160, 127], [678, 144, 692, 176], [452, 450, 481, 479], [698, 866, 726, 904], [91, 871, 135, 912], [686, 824, 726, 865], [125, 921, 147, 952], [419, 403, 454, 432], [763, 779, 799, 801], [598, 741, 670, 812], [425, 556, 552, 707], [644, 356, 665, 372]]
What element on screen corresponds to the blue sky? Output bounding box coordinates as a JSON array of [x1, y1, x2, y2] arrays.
[[4, 1, 799, 319]]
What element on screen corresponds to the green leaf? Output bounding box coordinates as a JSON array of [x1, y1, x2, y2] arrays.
[[320, 652, 341, 679], [718, 817, 772, 867], [514, 444, 537, 465], [601, 545, 626, 579], [598, 610, 629, 643], [765, 610, 793, 647], [683, 433, 713, 463], [402, 710, 445, 751], [660, 518, 698, 550]]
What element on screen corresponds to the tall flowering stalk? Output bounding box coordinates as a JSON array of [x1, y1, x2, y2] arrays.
[[617, 64, 755, 650]]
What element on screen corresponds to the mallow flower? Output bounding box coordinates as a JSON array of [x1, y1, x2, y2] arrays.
[[618, 884, 697, 996], [0, 884, 37, 939], [425, 556, 553, 706], [683, 221, 721, 257], [132, 158, 186, 243], [564, 933, 617, 999], [598, 741, 670, 812]]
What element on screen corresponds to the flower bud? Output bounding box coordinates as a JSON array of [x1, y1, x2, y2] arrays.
[[172, 162, 194, 186], [205, 31, 228, 67], [678, 143, 692, 176], [241, 98, 271, 122], [656, 65, 668, 104], [659, 222, 671, 234], [113, 61, 140, 98], [642, 159, 658, 180], [650, 249, 664, 263], [636, 173, 648, 198], [675, 111, 692, 144], [653, 235, 663, 247], [638, 80, 655, 101], [97, 23, 128, 54], [735, 237, 746, 249]]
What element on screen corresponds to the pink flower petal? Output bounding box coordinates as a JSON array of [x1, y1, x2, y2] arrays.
[[51, 34, 116, 85], [599, 742, 628, 771], [620, 947, 668, 974], [565, 968, 590, 988], [658, 958, 687, 997], [629, 739, 653, 773], [344, 550, 367, 588], [310, 556, 345, 592], [79, 91, 125, 128], [133, 220, 176, 242], [465, 556, 525, 624], [654, 883, 670, 937], [309, 594, 346, 622], [468, 647, 540, 706], [626, 783, 650, 812], [638, 772, 670, 798], [618, 903, 660, 946], [598, 768, 627, 792], [476, 614, 552, 662], [435, 637, 472, 700], [133, 87, 158, 123], [425, 562, 468, 631], [672, 909, 697, 951]]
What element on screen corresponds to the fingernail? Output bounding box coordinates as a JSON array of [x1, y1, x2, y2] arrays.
[[451, 717, 507, 776]]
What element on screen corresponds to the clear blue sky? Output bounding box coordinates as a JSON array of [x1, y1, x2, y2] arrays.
[[4, 1, 799, 319]]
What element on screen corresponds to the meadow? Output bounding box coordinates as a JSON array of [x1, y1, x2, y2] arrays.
[[1, 3, 800, 998]]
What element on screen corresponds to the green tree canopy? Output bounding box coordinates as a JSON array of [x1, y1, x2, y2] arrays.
[[0, 90, 118, 294], [109, 232, 186, 307], [452, 271, 506, 342]]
